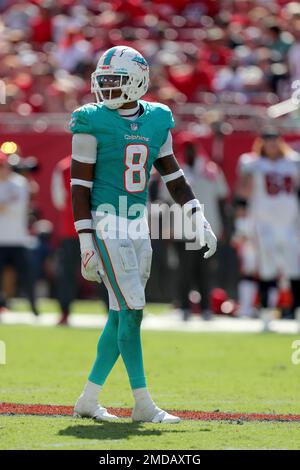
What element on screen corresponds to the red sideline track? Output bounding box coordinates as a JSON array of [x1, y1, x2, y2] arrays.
[[1, 403, 300, 422]]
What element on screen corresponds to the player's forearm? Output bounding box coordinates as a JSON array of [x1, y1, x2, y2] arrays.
[[154, 154, 196, 206], [71, 186, 93, 233], [71, 158, 95, 234], [166, 176, 196, 206]]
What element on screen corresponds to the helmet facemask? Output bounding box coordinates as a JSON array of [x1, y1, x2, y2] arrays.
[[91, 69, 149, 109]]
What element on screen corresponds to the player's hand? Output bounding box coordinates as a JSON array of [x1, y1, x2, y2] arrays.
[[203, 222, 217, 259], [81, 249, 104, 283], [191, 210, 217, 259], [79, 233, 104, 283]]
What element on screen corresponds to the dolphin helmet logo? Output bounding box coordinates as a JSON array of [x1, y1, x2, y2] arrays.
[[132, 55, 148, 71]]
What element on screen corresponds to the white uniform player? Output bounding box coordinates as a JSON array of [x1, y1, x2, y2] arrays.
[[239, 152, 300, 281]]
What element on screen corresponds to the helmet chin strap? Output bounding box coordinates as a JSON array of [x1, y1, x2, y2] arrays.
[[103, 94, 135, 110], [103, 101, 123, 110], [101, 88, 129, 109]]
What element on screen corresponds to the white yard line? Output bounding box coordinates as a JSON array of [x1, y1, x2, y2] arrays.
[[1, 311, 300, 334]]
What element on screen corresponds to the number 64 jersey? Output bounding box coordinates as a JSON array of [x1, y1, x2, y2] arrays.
[[70, 100, 174, 219], [238, 152, 300, 279], [239, 152, 300, 227]]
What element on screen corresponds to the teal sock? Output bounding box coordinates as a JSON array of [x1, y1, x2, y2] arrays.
[[88, 309, 120, 385], [118, 309, 146, 389]]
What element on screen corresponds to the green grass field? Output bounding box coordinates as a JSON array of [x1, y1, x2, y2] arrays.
[[1, 303, 300, 449]]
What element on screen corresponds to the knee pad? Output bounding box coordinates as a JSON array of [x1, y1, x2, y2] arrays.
[[126, 284, 146, 310], [119, 243, 146, 309]]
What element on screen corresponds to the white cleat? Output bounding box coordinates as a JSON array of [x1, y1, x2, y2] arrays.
[[151, 409, 181, 423], [132, 406, 180, 423], [73, 398, 118, 422]]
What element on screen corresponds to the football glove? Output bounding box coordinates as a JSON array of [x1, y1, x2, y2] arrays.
[[191, 210, 217, 259], [203, 221, 217, 258], [78, 233, 104, 283]]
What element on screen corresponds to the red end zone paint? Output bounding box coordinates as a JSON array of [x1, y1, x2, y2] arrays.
[[1, 403, 300, 422]]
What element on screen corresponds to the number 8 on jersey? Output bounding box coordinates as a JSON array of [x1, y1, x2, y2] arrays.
[[124, 144, 148, 193]]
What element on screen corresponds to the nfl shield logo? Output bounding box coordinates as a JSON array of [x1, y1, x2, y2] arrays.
[[131, 123, 138, 131]]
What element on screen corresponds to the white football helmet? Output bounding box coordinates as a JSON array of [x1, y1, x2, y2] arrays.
[[91, 46, 150, 109]]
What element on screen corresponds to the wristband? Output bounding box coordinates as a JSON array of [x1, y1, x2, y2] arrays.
[[161, 169, 184, 183], [74, 219, 93, 232], [71, 179, 93, 189]]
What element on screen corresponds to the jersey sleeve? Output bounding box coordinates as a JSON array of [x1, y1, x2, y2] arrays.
[[166, 107, 175, 130], [69, 105, 95, 134], [157, 131, 173, 159], [72, 134, 97, 164], [155, 104, 175, 159]]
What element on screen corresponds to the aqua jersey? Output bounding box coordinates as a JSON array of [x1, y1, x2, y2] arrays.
[[70, 100, 174, 219]]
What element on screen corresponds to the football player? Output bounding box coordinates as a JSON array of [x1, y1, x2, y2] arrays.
[[237, 129, 300, 328], [70, 46, 217, 423]]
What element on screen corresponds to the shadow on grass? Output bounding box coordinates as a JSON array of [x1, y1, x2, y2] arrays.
[[59, 421, 188, 441]]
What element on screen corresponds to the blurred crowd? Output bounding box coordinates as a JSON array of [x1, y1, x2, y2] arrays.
[[2, 0, 300, 116]]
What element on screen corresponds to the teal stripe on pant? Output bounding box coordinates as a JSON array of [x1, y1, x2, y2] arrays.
[[95, 235, 128, 310]]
